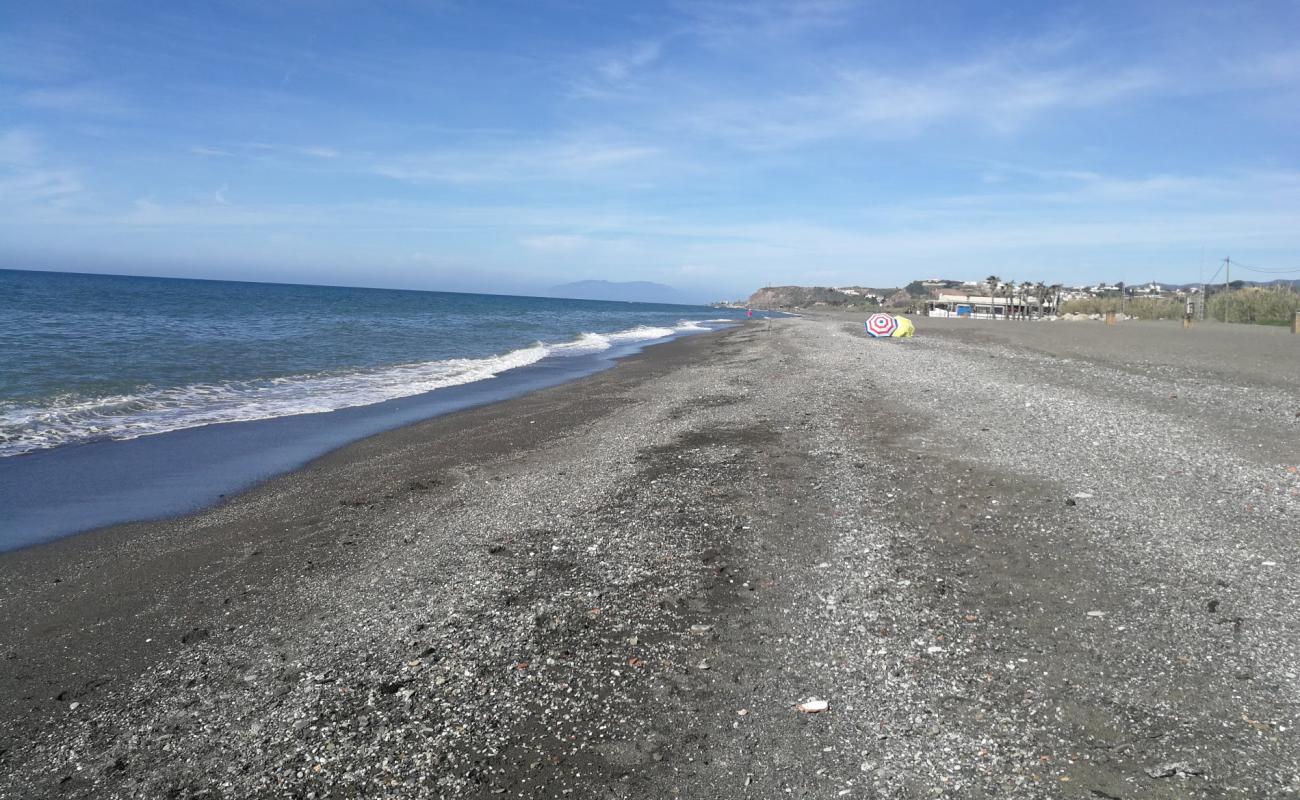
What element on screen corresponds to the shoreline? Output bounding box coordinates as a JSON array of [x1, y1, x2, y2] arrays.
[[3, 315, 1297, 798], [0, 324, 735, 552]]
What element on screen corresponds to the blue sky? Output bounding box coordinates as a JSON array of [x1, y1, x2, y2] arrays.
[[2, 0, 1298, 301]]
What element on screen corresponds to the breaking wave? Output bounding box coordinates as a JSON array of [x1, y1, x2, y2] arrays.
[[0, 320, 720, 458]]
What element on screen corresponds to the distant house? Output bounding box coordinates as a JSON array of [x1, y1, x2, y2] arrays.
[[924, 288, 1058, 319]]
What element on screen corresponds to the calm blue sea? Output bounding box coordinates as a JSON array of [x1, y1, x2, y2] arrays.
[[0, 269, 752, 549], [0, 269, 744, 458]]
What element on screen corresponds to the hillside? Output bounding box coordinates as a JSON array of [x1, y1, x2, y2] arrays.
[[746, 285, 903, 308]]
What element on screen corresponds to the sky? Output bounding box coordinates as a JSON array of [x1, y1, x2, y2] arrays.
[[2, 0, 1299, 301]]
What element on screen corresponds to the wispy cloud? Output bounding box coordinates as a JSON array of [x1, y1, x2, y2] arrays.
[[373, 137, 665, 184], [661, 49, 1162, 149], [190, 142, 340, 160], [0, 169, 82, 200], [0, 130, 41, 166], [20, 84, 131, 116], [568, 37, 670, 100], [679, 0, 861, 46], [596, 40, 664, 84], [190, 145, 233, 157], [0, 128, 83, 206]]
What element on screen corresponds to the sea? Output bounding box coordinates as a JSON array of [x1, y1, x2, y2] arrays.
[[0, 269, 754, 550]]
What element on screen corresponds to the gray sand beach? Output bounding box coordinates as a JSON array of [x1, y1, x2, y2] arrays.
[[2, 315, 1298, 798]]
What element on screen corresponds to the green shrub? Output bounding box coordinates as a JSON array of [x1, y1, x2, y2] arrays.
[[1059, 296, 1184, 320], [1206, 288, 1300, 324]]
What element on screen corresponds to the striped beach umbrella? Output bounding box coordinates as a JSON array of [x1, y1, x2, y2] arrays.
[[864, 313, 898, 338]]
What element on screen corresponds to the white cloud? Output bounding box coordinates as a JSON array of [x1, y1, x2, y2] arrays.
[[374, 138, 664, 184], [0, 169, 82, 200], [664, 53, 1162, 150], [596, 40, 664, 84], [190, 145, 233, 157], [0, 129, 41, 165], [20, 84, 130, 116], [680, 0, 861, 46], [0, 129, 83, 207]]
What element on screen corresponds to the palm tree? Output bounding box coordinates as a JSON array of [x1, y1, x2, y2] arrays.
[[985, 275, 1000, 320]]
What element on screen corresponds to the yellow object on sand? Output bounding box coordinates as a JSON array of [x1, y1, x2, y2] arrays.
[[890, 316, 915, 338]]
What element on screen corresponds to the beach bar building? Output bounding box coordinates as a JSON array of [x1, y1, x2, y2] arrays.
[[924, 289, 1057, 320]]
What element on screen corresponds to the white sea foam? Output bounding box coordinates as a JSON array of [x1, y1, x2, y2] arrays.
[[0, 320, 724, 458]]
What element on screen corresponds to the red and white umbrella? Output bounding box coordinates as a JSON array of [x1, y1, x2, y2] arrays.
[[865, 313, 898, 337]]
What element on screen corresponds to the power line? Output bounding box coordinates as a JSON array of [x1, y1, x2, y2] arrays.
[[1225, 259, 1300, 275]]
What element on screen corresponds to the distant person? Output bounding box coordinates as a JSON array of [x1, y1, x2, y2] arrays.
[[746, 308, 753, 318]]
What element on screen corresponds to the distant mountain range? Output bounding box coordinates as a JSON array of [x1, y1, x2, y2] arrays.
[[549, 280, 686, 304]]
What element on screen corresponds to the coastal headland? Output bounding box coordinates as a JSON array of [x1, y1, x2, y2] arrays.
[[2, 315, 1298, 798]]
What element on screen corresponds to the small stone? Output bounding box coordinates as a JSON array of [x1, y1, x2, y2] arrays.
[[1145, 761, 1199, 778]]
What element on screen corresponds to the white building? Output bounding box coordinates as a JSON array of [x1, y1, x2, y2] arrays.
[[924, 289, 1058, 320]]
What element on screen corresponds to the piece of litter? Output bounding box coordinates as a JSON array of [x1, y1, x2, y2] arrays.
[[926, 646, 944, 654], [1262, 561, 1278, 566], [797, 698, 829, 713], [1073, 492, 1094, 499], [737, 708, 748, 716], [1086, 610, 1105, 617], [689, 624, 713, 634]]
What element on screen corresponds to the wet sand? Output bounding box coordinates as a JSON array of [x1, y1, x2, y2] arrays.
[[2, 316, 1298, 798]]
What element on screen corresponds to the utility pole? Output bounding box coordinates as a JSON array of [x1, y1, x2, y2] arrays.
[[1223, 257, 1230, 323]]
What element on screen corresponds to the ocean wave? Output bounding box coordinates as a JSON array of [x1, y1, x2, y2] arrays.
[[0, 320, 719, 458]]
